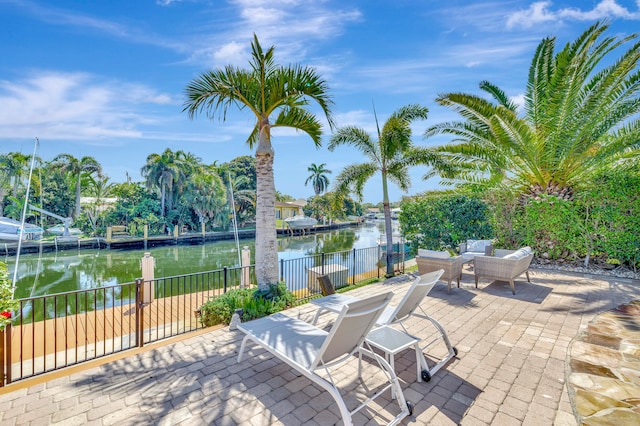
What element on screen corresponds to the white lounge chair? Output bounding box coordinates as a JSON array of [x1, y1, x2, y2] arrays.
[[237, 292, 412, 426], [310, 270, 458, 382]]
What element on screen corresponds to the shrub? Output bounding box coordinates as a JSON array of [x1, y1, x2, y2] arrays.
[[515, 196, 587, 260], [399, 194, 493, 253], [0, 262, 19, 331], [198, 282, 295, 326]]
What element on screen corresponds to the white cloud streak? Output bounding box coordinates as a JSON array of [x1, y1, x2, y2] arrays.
[[0, 72, 174, 141], [507, 0, 640, 29]]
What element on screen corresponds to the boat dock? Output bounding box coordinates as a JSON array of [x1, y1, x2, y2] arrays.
[[1, 221, 360, 255]]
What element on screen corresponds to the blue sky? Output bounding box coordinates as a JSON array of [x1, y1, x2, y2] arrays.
[[1, 0, 639, 203]]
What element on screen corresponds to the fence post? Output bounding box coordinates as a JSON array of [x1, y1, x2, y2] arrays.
[[280, 259, 284, 282], [223, 267, 228, 293], [321, 253, 325, 275], [135, 279, 144, 348], [352, 248, 356, 285], [141, 253, 155, 304], [0, 324, 7, 387], [241, 246, 250, 288]]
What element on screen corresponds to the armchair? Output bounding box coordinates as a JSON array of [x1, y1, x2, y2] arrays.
[[473, 247, 534, 295], [416, 249, 463, 294]]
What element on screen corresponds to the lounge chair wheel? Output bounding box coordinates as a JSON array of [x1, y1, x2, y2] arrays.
[[421, 370, 431, 382], [407, 401, 414, 415], [453, 347, 458, 356]]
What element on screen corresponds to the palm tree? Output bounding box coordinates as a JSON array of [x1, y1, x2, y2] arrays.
[[184, 34, 333, 291], [183, 166, 226, 231], [328, 104, 431, 277], [140, 149, 187, 217], [305, 163, 331, 195], [227, 174, 256, 227], [52, 154, 101, 219], [425, 21, 640, 199], [0, 152, 33, 197], [84, 173, 115, 229]]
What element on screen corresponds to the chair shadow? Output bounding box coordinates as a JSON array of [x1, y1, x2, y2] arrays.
[[428, 283, 478, 306], [477, 278, 553, 303], [357, 345, 482, 424]]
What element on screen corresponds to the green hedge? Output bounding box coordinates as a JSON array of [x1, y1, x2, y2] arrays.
[[400, 168, 639, 270], [399, 194, 493, 253]]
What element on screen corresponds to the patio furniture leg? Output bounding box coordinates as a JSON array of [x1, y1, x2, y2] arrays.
[[474, 275, 479, 288], [526, 270, 530, 282], [509, 280, 515, 295]]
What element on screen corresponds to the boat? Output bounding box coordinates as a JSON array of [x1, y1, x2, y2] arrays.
[[0, 217, 43, 242], [284, 215, 318, 230], [46, 225, 83, 236]]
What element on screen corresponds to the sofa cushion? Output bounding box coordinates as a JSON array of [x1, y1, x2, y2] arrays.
[[503, 246, 532, 260], [418, 249, 450, 259], [467, 239, 492, 253]]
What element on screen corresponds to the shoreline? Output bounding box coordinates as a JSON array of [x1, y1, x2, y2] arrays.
[[0, 221, 360, 256]]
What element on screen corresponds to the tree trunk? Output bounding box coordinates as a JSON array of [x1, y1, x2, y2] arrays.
[[160, 184, 166, 217], [254, 125, 279, 291], [75, 175, 82, 219], [381, 170, 395, 277]]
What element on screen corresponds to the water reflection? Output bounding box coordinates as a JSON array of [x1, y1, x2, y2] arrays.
[[7, 224, 389, 298]]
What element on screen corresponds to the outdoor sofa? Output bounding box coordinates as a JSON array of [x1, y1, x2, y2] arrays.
[[459, 239, 494, 263], [473, 247, 534, 295]]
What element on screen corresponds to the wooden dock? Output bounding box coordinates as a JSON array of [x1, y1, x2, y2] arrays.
[[2, 222, 361, 255]]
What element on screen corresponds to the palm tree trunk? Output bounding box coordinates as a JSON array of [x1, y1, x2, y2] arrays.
[[381, 171, 395, 277], [160, 184, 166, 217], [255, 131, 279, 291], [75, 175, 82, 219]]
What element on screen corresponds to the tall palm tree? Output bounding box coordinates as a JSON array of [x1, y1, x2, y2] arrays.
[[184, 34, 333, 291], [52, 154, 101, 219], [328, 104, 431, 277], [425, 21, 640, 199], [141, 149, 187, 217], [305, 163, 331, 195]]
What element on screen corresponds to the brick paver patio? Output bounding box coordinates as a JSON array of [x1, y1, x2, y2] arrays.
[[1, 268, 638, 425]]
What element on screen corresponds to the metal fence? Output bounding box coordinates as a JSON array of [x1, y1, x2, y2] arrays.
[[1, 244, 406, 386]]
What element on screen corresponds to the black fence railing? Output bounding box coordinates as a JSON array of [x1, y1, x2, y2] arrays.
[[1, 244, 407, 386]]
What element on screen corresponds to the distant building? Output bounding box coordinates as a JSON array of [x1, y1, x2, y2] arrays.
[[80, 197, 118, 213], [275, 199, 307, 219]]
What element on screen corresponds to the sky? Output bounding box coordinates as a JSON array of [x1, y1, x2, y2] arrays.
[[1, 0, 639, 203]]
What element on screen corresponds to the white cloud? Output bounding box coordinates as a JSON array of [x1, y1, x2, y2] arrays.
[[212, 41, 247, 64], [0, 72, 174, 141], [510, 93, 526, 112], [195, 2, 362, 67], [507, 0, 640, 29]]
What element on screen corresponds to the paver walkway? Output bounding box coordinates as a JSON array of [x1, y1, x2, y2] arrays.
[[1, 268, 638, 425]]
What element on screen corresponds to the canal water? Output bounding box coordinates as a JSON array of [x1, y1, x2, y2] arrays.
[[7, 223, 390, 299]]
